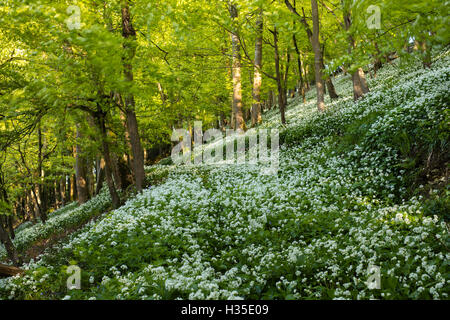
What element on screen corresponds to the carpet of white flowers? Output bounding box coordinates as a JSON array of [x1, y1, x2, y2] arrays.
[[0, 54, 449, 300], [0, 193, 110, 262]]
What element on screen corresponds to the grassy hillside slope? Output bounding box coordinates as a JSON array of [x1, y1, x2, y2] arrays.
[[0, 54, 448, 300]]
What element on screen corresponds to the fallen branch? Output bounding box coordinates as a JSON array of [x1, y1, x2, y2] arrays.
[[0, 263, 23, 277]]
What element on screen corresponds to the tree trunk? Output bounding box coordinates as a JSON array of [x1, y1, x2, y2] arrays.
[[87, 159, 95, 198], [230, 104, 235, 130], [229, 2, 246, 131], [7, 216, 14, 239], [75, 124, 89, 204], [55, 180, 61, 208], [0, 173, 19, 265], [29, 184, 41, 223], [311, 0, 326, 111], [305, 64, 311, 90], [416, 40, 432, 68], [273, 27, 286, 125], [251, 7, 263, 127], [324, 73, 339, 100], [96, 111, 120, 209], [351, 72, 363, 100], [157, 82, 166, 105], [268, 91, 273, 110], [373, 41, 383, 77], [95, 157, 106, 195], [72, 174, 77, 201], [283, 49, 290, 107], [293, 34, 306, 103], [37, 123, 48, 223], [0, 220, 19, 266], [357, 67, 369, 94], [320, 44, 339, 100], [60, 177, 66, 206], [343, 9, 369, 101], [67, 175, 71, 202], [111, 153, 123, 191], [69, 174, 75, 201], [19, 197, 26, 220], [121, 1, 146, 193], [26, 192, 35, 222]]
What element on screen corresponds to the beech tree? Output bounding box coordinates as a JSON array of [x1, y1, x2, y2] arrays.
[[251, 6, 263, 127], [228, 1, 246, 131], [285, 0, 325, 111], [342, 0, 370, 101], [120, 0, 146, 193]]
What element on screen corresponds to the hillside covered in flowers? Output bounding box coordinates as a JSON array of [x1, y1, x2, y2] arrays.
[[1, 53, 448, 300]]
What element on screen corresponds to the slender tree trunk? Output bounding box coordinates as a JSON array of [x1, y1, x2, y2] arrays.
[[60, 177, 66, 206], [0, 173, 19, 265], [283, 49, 290, 107], [66, 175, 71, 202], [37, 123, 48, 223], [157, 83, 166, 105], [293, 34, 306, 103], [55, 180, 60, 208], [229, 2, 246, 131], [121, 1, 145, 193], [20, 197, 26, 220], [95, 157, 106, 195], [7, 216, 14, 239], [18, 146, 44, 224], [343, 8, 369, 101], [72, 174, 78, 201], [272, 90, 277, 108], [285, 1, 326, 107], [305, 64, 310, 90], [251, 7, 263, 127], [96, 111, 120, 209], [26, 192, 35, 222], [311, 0, 326, 111], [322, 64, 339, 100], [351, 71, 363, 100], [373, 41, 383, 77], [230, 103, 235, 129], [268, 91, 273, 110], [69, 174, 74, 201], [111, 153, 123, 191], [416, 40, 432, 68], [33, 185, 41, 221], [116, 109, 134, 187], [75, 124, 89, 204], [0, 223, 19, 265], [87, 159, 95, 198], [272, 27, 286, 124], [245, 108, 251, 123], [357, 67, 369, 93], [320, 43, 339, 99]]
